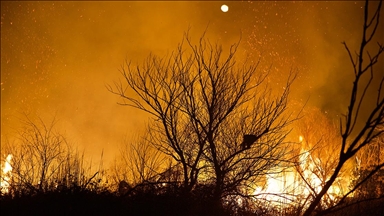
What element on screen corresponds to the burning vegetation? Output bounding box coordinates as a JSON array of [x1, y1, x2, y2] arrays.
[[0, 154, 12, 194], [1, 0, 383, 215]]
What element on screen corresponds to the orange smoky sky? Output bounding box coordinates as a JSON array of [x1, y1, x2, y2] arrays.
[[1, 1, 383, 166]]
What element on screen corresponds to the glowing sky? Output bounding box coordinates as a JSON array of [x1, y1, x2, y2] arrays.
[[1, 1, 382, 166]]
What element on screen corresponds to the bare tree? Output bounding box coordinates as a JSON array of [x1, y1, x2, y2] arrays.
[[353, 126, 384, 198], [293, 108, 354, 211], [198, 72, 296, 202], [108, 30, 296, 205], [1, 114, 106, 195], [5, 115, 69, 193], [111, 131, 170, 191], [108, 35, 203, 193], [303, 0, 384, 215]]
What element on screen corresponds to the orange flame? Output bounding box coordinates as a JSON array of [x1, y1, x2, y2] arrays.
[[1, 154, 13, 194], [252, 136, 350, 207]]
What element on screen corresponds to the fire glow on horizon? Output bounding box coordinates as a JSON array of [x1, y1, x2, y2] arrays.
[[0, 144, 350, 206]]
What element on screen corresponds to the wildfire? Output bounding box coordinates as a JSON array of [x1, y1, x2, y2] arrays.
[[1, 154, 13, 194], [253, 136, 350, 207]]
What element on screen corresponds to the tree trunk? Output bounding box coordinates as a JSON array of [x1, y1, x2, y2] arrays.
[[303, 161, 344, 216]]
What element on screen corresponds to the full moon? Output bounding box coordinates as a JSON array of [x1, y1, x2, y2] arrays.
[[221, 5, 229, 13]]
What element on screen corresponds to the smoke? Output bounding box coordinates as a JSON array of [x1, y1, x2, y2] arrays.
[[1, 1, 382, 166]]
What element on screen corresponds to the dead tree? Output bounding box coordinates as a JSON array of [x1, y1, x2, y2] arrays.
[[108, 30, 296, 203], [303, 0, 384, 215]]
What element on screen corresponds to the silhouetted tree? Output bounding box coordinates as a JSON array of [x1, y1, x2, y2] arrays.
[[352, 126, 384, 198], [303, 0, 384, 215], [292, 108, 354, 210], [111, 133, 169, 188], [1, 114, 106, 195], [2, 115, 69, 194], [108, 31, 296, 207]]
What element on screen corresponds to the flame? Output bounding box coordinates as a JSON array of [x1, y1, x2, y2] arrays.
[[252, 136, 350, 207], [1, 154, 13, 194], [253, 170, 298, 204]]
